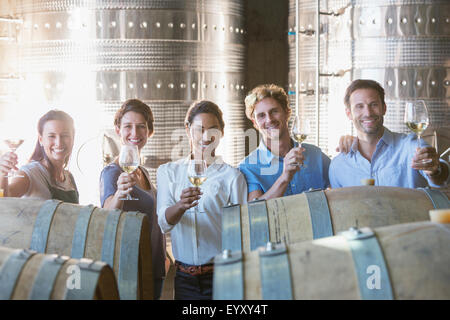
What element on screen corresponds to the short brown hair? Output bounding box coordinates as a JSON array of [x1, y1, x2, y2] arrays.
[[244, 84, 291, 120], [114, 99, 154, 135], [184, 100, 225, 134], [344, 79, 386, 108]]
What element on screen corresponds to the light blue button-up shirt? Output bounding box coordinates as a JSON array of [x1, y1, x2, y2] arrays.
[[329, 127, 450, 188], [239, 140, 331, 195]]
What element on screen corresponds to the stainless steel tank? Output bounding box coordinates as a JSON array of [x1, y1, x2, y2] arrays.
[[1, 0, 246, 205], [288, 0, 450, 157]]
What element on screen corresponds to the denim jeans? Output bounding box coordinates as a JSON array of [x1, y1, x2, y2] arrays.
[[174, 270, 213, 300]]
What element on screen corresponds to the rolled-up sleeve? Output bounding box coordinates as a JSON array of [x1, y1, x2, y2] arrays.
[[238, 163, 263, 194], [156, 165, 176, 233], [422, 159, 450, 188]]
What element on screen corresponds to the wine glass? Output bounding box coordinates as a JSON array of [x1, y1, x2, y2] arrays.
[[187, 159, 207, 214], [404, 100, 432, 164], [291, 115, 311, 167], [118, 144, 140, 200], [3, 138, 25, 178]]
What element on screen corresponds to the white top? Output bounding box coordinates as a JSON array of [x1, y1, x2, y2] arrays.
[[157, 156, 248, 265], [20, 161, 77, 200]]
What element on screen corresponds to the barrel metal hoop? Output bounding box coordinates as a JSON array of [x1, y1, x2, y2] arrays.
[[305, 189, 334, 239], [64, 260, 106, 300], [0, 249, 36, 299], [30, 200, 63, 253], [118, 211, 142, 300], [248, 200, 270, 251], [28, 254, 69, 300], [221, 204, 242, 252], [213, 251, 244, 300], [341, 227, 394, 300], [258, 243, 293, 300], [419, 188, 450, 209], [101, 209, 122, 269], [71, 205, 96, 259]]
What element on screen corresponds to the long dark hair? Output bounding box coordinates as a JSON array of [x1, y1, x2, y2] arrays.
[[29, 110, 75, 183], [184, 100, 225, 133]]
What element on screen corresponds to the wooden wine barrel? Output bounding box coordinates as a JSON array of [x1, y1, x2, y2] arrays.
[[0, 246, 119, 300], [222, 186, 450, 252], [0, 198, 153, 299], [213, 221, 450, 300]]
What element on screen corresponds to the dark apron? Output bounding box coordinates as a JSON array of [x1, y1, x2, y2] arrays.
[[47, 173, 79, 204], [49, 186, 79, 204]]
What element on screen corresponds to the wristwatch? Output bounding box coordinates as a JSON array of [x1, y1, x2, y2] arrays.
[[429, 163, 442, 177]]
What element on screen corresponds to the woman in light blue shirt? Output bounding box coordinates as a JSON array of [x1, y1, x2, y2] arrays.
[[157, 100, 247, 300]]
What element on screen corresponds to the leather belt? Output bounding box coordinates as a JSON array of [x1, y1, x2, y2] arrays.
[[175, 261, 214, 276]]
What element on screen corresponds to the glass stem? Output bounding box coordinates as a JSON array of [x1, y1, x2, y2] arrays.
[[417, 134, 421, 150]]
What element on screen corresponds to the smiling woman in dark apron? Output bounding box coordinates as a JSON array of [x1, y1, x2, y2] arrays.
[[0, 110, 79, 204]]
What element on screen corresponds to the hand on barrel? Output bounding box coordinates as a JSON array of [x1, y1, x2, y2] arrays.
[[116, 172, 137, 198], [0, 152, 18, 177], [412, 146, 440, 176], [336, 135, 357, 154], [177, 187, 202, 212]]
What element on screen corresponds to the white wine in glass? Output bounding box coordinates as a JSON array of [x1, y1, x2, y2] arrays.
[[188, 176, 207, 187], [118, 144, 140, 200], [3, 139, 25, 178], [187, 159, 207, 213], [291, 115, 310, 167], [404, 100, 432, 164], [4, 139, 24, 152]]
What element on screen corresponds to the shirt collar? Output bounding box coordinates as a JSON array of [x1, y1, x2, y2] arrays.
[[257, 139, 275, 165], [257, 139, 298, 165], [182, 155, 225, 167], [349, 126, 393, 156], [379, 127, 394, 147]]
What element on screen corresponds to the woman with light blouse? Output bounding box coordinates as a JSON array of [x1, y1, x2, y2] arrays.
[[157, 100, 247, 300]]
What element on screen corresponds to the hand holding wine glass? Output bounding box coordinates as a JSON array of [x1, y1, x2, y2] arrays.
[[2, 138, 24, 178], [118, 144, 139, 201], [187, 159, 207, 213], [404, 100, 432, 164], [291, 115, 310, 167]]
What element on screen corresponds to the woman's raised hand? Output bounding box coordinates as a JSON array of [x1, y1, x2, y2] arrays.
[[177, 187, 202, 212], [115, 171, 137, 198], [0, 152, 18, 177]]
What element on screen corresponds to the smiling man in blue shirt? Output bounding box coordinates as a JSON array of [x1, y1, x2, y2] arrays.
[[239, 84, 331, 201], [329, 79, 449, 188]]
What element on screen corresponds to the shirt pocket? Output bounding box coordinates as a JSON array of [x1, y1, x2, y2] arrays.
[[376, 166, 402, 186], [299, 171, 326, 191], [200, 182, 227, 213]]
